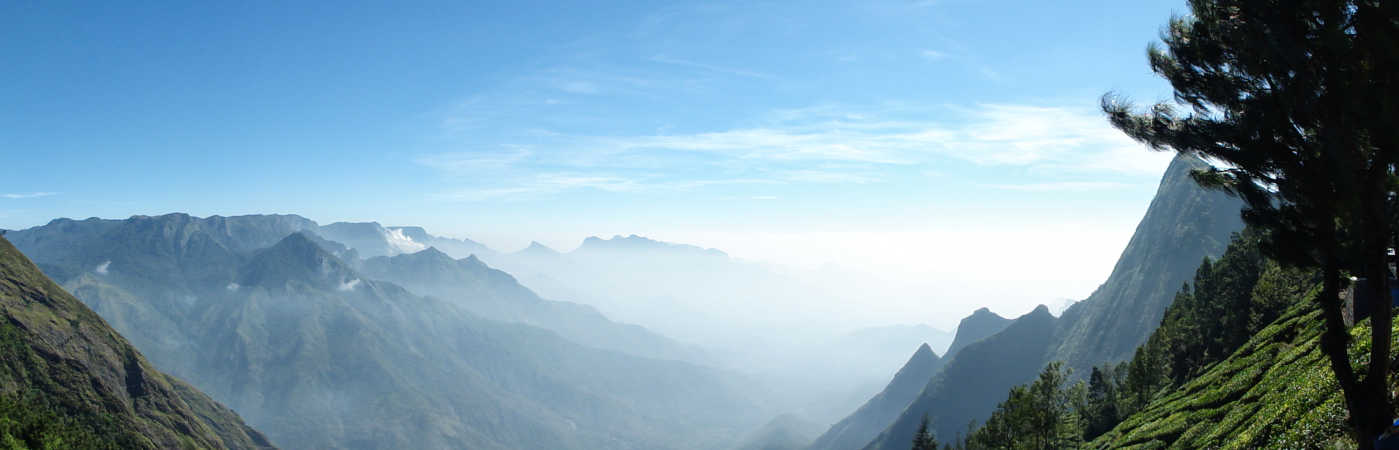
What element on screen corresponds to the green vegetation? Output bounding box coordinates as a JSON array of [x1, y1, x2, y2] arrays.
[[966, 362, 1085, 450], [1088, 301, 1379, 449], [0, 389, 137, 450]]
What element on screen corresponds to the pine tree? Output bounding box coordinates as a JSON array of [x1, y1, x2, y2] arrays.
[[1103, 1, 1398, 445], [1083, 366, 1119, 440], [911, 414, 937, 450]]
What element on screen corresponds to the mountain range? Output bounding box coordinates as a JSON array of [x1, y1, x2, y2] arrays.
[[7, 216, 764, 449]]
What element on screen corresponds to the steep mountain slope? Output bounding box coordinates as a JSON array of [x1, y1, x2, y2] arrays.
[[359, 247, 706, 362], [1050, 155, 1246, 372], [0, 236, 272, 449], [1090, 299, 1379, 448], [12, 223, 763, 449], [809, 344, 942, 450], [860, 154, 1245, 449], [865, 307, 1060, 449]]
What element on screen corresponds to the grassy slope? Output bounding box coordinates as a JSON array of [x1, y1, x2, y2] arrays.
[[1091, 292, 1395, 449]]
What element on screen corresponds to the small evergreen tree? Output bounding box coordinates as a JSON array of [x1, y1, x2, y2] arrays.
[[911, 414, 938, 450], [1083, 366, 1120, 440]]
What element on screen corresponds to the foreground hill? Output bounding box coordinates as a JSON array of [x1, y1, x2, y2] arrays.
[[1089, 298, 1384, 448], [0, 236, 272, 449]]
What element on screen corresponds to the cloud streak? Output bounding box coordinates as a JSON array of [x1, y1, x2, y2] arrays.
[[984, 181, 1135, 192], [650, 55, 777, 80], [1, 192, 56, 199], [420, 102, 1171, 201]]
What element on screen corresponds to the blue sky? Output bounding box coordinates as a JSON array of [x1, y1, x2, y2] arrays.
[[1, 0, 1193, 323]]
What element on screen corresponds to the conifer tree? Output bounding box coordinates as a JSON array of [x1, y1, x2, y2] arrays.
[[911, 414, 937, 450], [1103, 1, 1397, 445]]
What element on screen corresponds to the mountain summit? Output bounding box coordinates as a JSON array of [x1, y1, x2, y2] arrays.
[[236, 232, 360, 292]]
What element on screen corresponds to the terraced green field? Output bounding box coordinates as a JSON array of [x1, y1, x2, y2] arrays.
[[1092, 293, 1395, 449]]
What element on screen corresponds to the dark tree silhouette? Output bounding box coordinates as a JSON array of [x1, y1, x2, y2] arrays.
[[1102, 0, 1398, 445], [911, 414, 937, 450]]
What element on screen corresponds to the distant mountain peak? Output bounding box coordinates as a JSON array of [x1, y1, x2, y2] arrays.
[[237, 232, 357, 290], [414, 246, 453, 260], [516, 241, 561, 257], [462, 254, 487, 267], [943, 307, 1014, 360], [908, 342, 938, 361]]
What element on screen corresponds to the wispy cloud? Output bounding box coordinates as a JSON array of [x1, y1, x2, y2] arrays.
[[420, 102, 1171, 201], [920, 50, 947, 61], [1, 192, 56, 199], [650, 55, 776, 80], [432, 173, 783, 202], [432, 173, 642, 202], [978, 66, 1004, 82], [415, 147, 533, 174], [337, 278, 361, 291], [984, 181, 1134, 192], [552, 80, 601, 95]]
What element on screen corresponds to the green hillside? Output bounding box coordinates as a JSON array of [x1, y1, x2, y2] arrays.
[[1090, 298, 1392, 449]]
